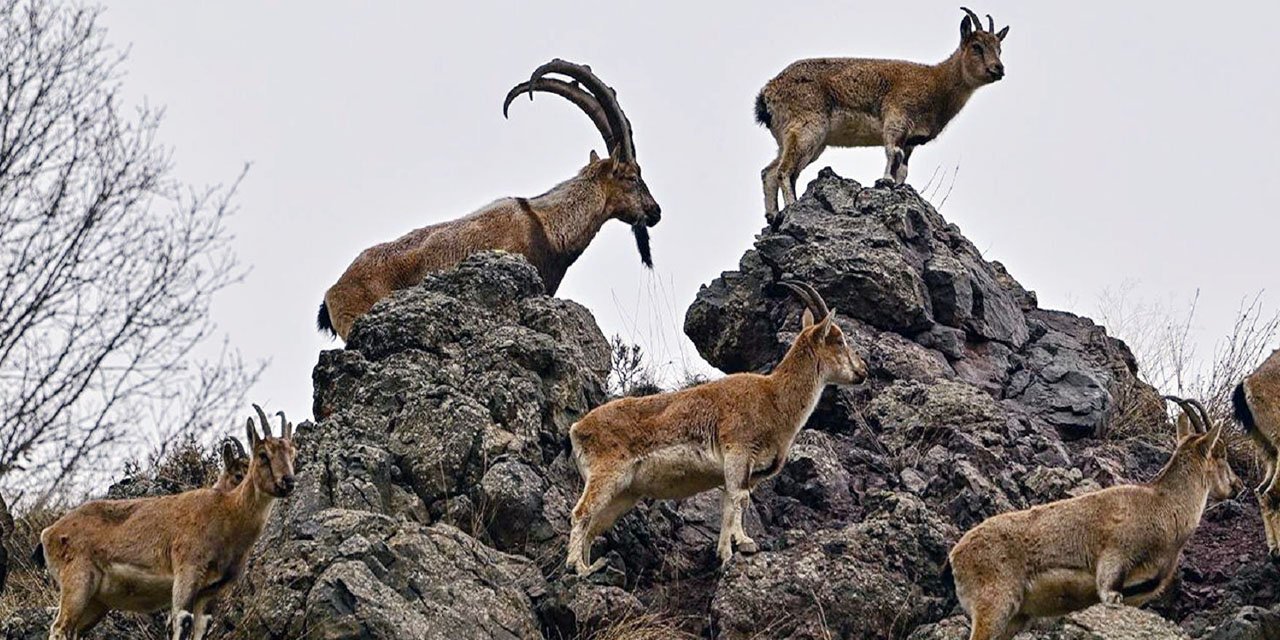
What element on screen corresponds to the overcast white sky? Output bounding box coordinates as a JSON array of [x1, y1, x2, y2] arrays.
[[97, 1, 1279, 423]]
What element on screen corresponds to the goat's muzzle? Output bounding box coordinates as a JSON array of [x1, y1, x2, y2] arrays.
[[276, 475, 296, 497], [644, 205, 661, 227], [988, 64, 1005, 81]]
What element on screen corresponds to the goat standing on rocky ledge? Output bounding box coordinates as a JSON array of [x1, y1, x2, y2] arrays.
[[949, 397, 1243, 640], [566, 282, 868, 575], [318, 59, 661, 341], [756, 7, 1009, 222], [36, 406, 297, 640]]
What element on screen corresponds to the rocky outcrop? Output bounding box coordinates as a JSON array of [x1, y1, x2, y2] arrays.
[[4, 173, 1275, 639]]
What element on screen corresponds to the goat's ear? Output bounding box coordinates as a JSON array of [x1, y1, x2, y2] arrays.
[[1175, 412, 1194, 442], [1203, 422, 1224, 457], [818, 310, 837, 338], [996, 26, 1009, 41], [589, 149, 600, 163], [246, 418, 260, 448], [960, 15, 973, 39], [801, 308, 815, 328]]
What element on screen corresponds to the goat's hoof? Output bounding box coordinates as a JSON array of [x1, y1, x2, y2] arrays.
[[737, 538, 759, 554], [874, 178, 896, 188], [1268, 548, 1280, 564], [575, 558, 608, 577]]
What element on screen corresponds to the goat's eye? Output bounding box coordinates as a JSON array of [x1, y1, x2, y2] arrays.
[[258, 454, 269, 464], [971, 44, 983, 54]]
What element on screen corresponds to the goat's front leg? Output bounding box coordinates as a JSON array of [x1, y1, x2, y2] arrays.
[[170, 565, 204, 640], [1094, 551, 1128, 606], [718, 452, 752, 566], [880, 116, 909, 186], [1260, 487, 1280, 560]]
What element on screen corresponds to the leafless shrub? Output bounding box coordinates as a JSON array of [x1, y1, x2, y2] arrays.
[[587, 611, 700, 640], [1096, 285, 1278, 476], [0, 0, 261, 507], [608, 335, 662, 398]]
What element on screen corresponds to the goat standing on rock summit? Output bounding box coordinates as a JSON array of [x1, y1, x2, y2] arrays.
[[756, 7, 1009, 223], [318, 59, 660, 341], [566, 282, 867, 575]]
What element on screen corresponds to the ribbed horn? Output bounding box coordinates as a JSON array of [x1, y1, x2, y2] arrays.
[[277, 411, 292, 440], [986, 14, 996, 33], [798, 282, 831, 319], [503, 77, 619, 154], [527, 59, 635, 162]]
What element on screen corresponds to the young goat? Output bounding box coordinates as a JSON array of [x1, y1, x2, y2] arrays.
[[38, 406, 297, 640], [756, 7, 1009, 222], [318, 59, 660, 341], [1233, 348, 1280, 560], [212, 437, 249, 492], [949, 397, 1243, 640], [566, 282, 867, 574]]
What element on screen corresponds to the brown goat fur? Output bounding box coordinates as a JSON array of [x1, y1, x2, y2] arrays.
[[949, 397, 1242, 640], [1233, 348, 1280, 559], [566, 282, 868, 574], [320, 59, 660, 341], [756, 7, 1008, 221], [39, 407, 297, 640]]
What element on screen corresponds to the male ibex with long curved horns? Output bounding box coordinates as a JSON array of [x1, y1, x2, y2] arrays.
[[37, 406, 297, 640], [318, 59, 660, 340], [566, 282, 867, 574], [1233, 348, 1280, 560], [949, 397, 1243, 640], [756, 7, 1009, 223]]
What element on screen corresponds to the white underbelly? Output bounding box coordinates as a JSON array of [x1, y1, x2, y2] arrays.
[[828, 111, 884, 147], [630, 444, 724, 500], [98, 562, 174, 612]]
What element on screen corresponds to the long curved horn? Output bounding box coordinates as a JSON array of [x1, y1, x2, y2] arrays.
[[1163, 395, 1205, 433], [779, 281, 820, 318], [1185, 399, 1215, 435], [527, 59, 635, 162], [277, 411, 292, 440], [986, 14, 996, 33], [252, 403, 273, 438], [960, 7, 984, 31], [503, 78, 619, 153], [798, 282, 831, 319]]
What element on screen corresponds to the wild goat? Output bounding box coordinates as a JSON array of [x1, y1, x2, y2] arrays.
[[756, 7, 1009, 222], [1233, 348, 1280, 560], [566, 282, 867, 574], [213, 436, 249, 492], [318, 59, 660, 341], [949, 397, 1242, 640], [37, 406, 297, 640]]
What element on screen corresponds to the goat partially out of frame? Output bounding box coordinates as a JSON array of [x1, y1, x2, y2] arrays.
[[318, 59, 660, 341], [756, 7, 1009, 222], [949, 397, 1243, 640], [566, 282, 868, 575], [1233, 348, 1280, 560], [38, 406, 297, 640]]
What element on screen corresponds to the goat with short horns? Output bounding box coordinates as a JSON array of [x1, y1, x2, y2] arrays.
[[566, 282, 868, 574], [948, 397, 1242, 640], [37, 406, 298, 640], [318, 59, 660, 341], [1233, 348, 1280, 560], [756, 7, 1008, 223]]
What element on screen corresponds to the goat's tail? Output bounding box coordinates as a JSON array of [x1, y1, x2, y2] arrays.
[[1233, 381, 1256, 434], [32, 541, 45, 569], [316, 301, 337, 338], [754, 92, 772, 129]]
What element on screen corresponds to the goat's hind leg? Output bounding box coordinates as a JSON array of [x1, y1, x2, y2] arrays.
[[48, 561, 100, 640], [777, 122, 827, 208]]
